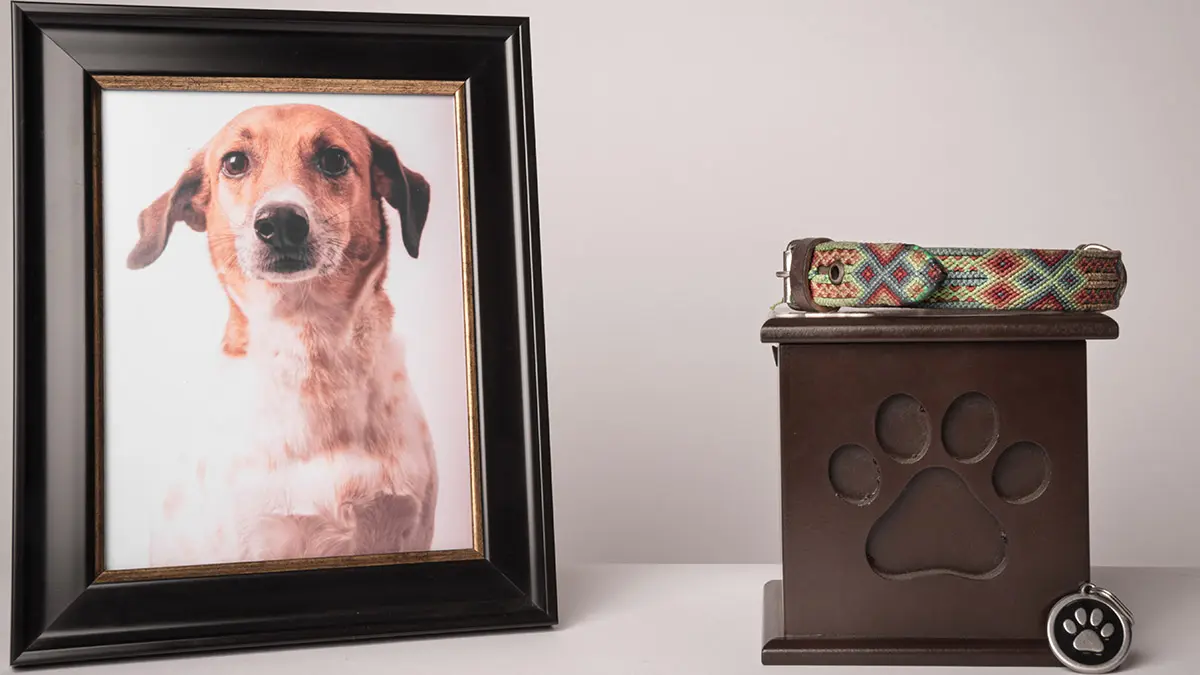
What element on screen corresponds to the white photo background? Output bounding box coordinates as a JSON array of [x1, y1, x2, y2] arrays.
[[101, 89, 475, 570]]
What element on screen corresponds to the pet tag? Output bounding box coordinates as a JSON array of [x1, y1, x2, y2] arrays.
[[1047, 582, 1134, 673]]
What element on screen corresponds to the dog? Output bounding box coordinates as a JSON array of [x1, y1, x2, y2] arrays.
[[128, 103, 437, 567]]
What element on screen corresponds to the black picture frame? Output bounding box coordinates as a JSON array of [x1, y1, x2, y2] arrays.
[[11, 1, 555, 667]]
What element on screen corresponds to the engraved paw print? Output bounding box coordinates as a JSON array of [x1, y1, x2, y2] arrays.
[[827, 392, 1051, 579], [1063, 607, 1115, 654]]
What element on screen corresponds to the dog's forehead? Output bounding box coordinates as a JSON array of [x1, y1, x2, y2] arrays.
[[213, 104, 369, 150]]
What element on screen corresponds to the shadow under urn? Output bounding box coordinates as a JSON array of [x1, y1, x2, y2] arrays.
[[760, 311, 1118, 666]]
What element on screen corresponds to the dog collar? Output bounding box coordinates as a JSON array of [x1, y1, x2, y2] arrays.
[[777, 238, 1127, 313]]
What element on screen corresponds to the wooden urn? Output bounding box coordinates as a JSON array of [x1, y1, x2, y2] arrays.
[[760, 309, 1118, 666]]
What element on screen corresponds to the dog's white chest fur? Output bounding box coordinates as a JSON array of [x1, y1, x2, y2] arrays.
[[246, 314, 368, 461], [147, 297, 437, 568]]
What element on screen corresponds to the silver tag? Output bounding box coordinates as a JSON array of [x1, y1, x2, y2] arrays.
[[1047, 582, 1134, 673]]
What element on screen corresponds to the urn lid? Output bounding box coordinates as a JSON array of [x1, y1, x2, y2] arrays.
[[761, 307, 1119, 344]]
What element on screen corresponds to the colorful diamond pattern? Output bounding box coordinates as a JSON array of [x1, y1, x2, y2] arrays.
[[809, 243, 946, 308], [808, 243, 1124, 312]]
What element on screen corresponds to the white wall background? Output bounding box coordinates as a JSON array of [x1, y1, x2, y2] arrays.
[[2, 0, 1198, 571]]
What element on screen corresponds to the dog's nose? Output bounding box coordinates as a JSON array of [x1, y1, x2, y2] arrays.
[[254, 205, 310, 249]]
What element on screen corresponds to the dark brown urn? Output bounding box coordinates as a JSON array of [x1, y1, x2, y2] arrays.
[[761, 310, 1118, 666]]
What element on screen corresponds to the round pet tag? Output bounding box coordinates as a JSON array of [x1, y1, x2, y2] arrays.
[[1047, 582, 1134, 674]]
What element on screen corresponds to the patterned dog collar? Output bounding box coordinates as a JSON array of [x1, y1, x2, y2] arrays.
[[778, 238, 1127, 313]]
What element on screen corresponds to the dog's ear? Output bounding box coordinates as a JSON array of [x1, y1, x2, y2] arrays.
[[128, 150, 208, 270], [365, 130, 430, 259]]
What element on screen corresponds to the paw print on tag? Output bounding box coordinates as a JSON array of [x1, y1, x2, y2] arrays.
[[1064, 607, 1114, 653], [1048, 587, 1133, 674]]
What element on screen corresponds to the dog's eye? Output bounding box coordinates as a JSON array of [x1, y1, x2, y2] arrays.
[[221, 151, 250, 177], [316, 148, 350, 177]]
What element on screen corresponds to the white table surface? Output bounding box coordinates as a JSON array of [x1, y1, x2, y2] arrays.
[[6, 564, 1197, 674]]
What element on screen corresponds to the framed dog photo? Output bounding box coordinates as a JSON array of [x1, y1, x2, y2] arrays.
[[13, 2, 555, 666]]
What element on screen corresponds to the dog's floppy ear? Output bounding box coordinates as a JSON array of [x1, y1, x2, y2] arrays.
[[365, 130, 430, 259], [128, 150, 209, 270]]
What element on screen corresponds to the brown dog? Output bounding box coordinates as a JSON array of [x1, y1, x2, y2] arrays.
[[129, 104, 438, 566]]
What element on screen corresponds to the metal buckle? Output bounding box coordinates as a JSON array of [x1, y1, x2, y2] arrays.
[[775, 246, 793, 309], [776, 238, 835, 313]]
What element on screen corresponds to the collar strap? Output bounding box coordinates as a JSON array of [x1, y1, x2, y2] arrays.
[[780, 238, 1127, 313]]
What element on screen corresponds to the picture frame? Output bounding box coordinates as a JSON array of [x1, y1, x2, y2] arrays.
[[12, 1, 555, 666]]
